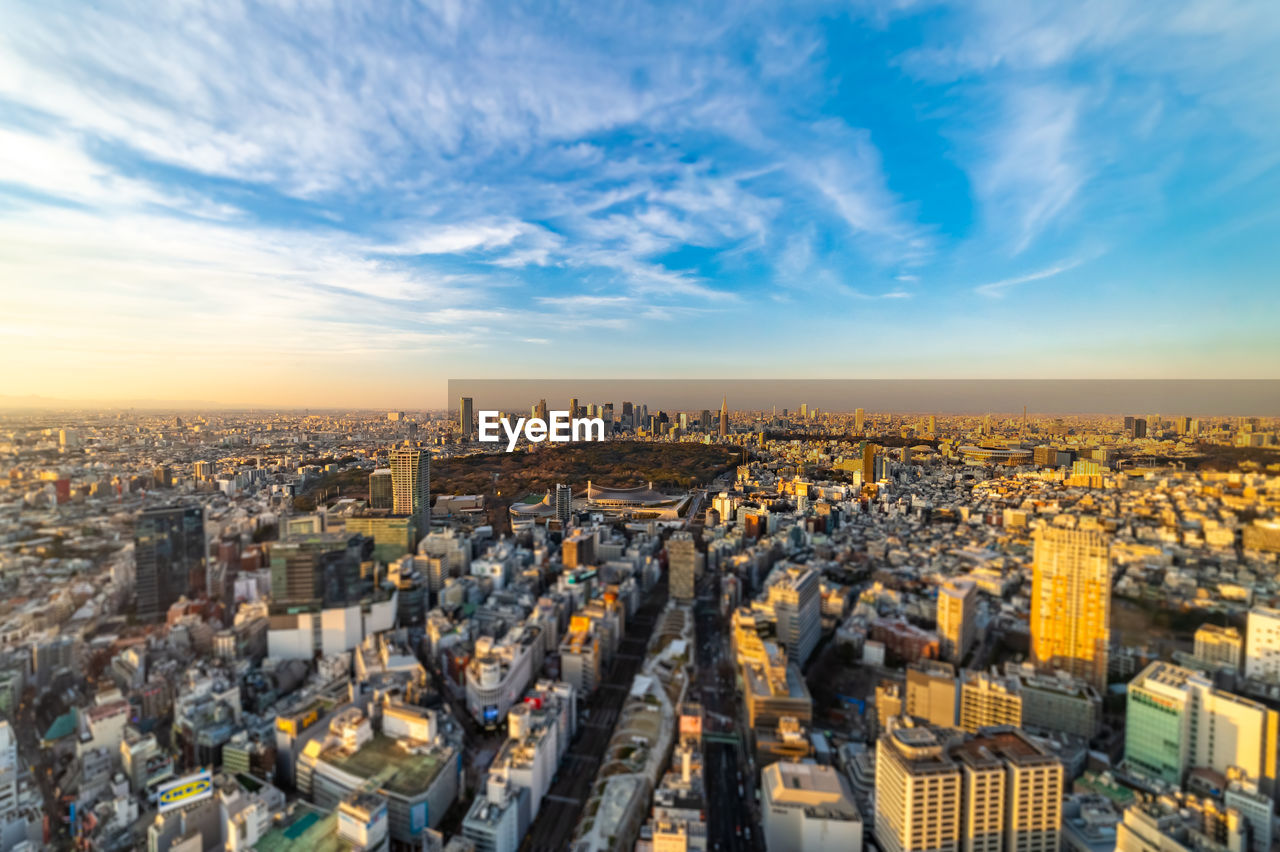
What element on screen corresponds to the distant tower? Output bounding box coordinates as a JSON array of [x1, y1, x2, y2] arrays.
[[1031, 527, 1112, 690], [555, 483, 572, 528], [459, 397, 474, 440], [569, 397, 579, 419], [855, 408, 865, 433], [719, 396, 729, 438]]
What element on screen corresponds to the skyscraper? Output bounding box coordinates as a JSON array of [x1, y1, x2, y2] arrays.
[[937, 578, 977, 664], [569, 397, 578, 418], [134, 504, 205, 620], [554, 483, 572, 528], [1030, 527, 1112, 690], [369, 468, 393, 510], [460, 396, 474, 440], [668, 531, 698, 601], [875, 726, 961, 852], [765, 566, 821, 665], [861, 443, 878, 486], [390, 446, 430, 533], [855, 408, 865, 433], [718, 396, 729, 437]]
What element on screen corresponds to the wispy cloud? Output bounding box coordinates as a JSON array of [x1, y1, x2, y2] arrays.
[[975, 258, 1084, 298]]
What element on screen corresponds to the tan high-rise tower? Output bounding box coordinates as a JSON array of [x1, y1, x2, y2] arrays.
[[719, 396, 729, 437], [1030, 527, 1112, 690], [938, 578, 977, 664], [390, 446, 430, 534]]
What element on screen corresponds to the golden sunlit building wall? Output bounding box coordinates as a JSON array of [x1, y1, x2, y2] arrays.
[[1030, 527, 1112, 691]]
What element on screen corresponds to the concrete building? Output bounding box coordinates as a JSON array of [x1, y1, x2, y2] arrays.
[[1030, 527, 1112, 691], [937, 578, 977, 664], [1124, 661, 1278, 796], [958, 670, 1022, 734], [876, 723, 1063, 852], [560, 615, 601, 697], [135, 504, 206, 621], [667, 532, 698, 602], [760, 761, 862, 852], [906, 660, 958, 729], [1193, 624, 1243, 673], [465, 629, 538, 729], [295, 706, 459, 845], [1006, 664, 1101, 740], [875, 725, 961, 852], [1245, 607, 1280, 683], [763, 565, 821, 666]]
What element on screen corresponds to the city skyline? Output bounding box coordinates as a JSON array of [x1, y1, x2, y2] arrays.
[[2, 1, 1279, 406]]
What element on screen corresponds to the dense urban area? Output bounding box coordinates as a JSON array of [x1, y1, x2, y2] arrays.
[[1, 400, 1279, 852]]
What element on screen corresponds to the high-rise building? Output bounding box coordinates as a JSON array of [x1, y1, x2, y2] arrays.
[[875, 725, 961, 852], [928, 415, 937, 435], [937, 578, 977, 664], [668, 532, 698, 601], [1193, 623, 1243, 673], [1245, 607, 1280, 683], [569, 397, 578, 418], [1030, 527, 1112, 690], [876, 724, 1063, 852], [765, 566, 821, 665], [368, 469, 393, 510], [1124, 661, 1278, 794], [135, 505, 205, 620], [719, 396, 729, 437], [460, 397, 474, 440], [554, 483, 572, 528], [0, 720, 16, 822], [390, 447, 430, 532], [855, 408, 865, 433], [761, 761, 862, 852], [861, 443, 879, 486]]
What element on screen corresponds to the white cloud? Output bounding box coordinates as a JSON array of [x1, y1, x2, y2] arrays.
[[974, 258, 1083, 298]]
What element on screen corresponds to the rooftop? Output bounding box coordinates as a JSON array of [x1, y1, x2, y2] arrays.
[[320, 733, 449, 798]]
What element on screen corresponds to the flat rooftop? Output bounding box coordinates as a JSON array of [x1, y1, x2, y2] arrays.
[[255, 804, 348, 852], [322, 734, 449, 798]]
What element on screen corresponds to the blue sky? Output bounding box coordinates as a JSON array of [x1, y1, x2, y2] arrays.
[[1, 0, 1277, 406]]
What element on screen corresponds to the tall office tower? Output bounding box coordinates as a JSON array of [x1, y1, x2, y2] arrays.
[[460, 396, 474, 440], [554, 483, 572, 528], [699, 409, 711, 431], [622, 401, 633, 429], [134, 505, 205, 621], [1123, 416, 1135, 434], [368, 468, 393, 510], [390, 447, 430, 532], [855, 408, 865, 433], [1193, 623, 1244, 673], [928, 415, 937, 434], [536, 399, 549, 423], [1131, 418, 1147, 439], [1124, 661, 1278, 794], [766, 566, 821, 665], [193, 460, 213, 481], [569, 397, 578, 418], [982, 413, 991, 435], [1179, 416, 1192, 435], [719, 396, 729, 437], [668, 531, 698, 601], [937, 578, 977, 664], [1030, 527, 1112, 691], [800, 403, 808, 419], [1245, 607, 1280, 683], [861, 443, 878, 485], [875, 726, 961, 852]]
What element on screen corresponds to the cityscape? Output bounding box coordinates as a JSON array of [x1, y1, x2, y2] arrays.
[[1, 401, 1279, 852], [3, 1, 1280, 851]]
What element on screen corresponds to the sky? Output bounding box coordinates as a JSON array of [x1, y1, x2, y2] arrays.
[[1, 0, 1278, 408]]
